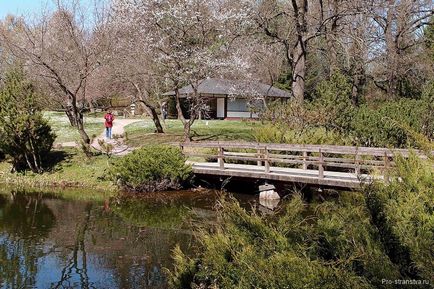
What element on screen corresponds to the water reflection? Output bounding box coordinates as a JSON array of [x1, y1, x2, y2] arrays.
[[0, 191, 196, 289]]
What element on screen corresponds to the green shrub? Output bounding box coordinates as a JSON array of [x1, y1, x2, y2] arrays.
[[366, 154, 434, 281], [313, 72, 355, 132], [169, 194, 403, 289], [109, 145, 192, 192], [351, 99, 431, 147], [255, 125, 354, 146], [0, 67, 55, 173]]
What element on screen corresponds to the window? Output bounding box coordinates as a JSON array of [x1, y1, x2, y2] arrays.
[[227, 98, 248, 112]]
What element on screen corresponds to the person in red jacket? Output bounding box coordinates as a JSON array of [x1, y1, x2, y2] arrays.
[[104, 110, 114, 139]]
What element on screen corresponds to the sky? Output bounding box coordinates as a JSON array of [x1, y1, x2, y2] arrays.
[[0, 0, 97, 19], [0, 0, 51, 18]]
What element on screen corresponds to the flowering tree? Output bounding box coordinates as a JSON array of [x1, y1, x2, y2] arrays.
[[112, 0, 251, 141]]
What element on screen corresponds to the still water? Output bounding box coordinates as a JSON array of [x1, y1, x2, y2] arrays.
[[0, 189, 257, 289]]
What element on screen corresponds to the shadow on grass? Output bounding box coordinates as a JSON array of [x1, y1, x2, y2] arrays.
[[43, 150, 73, 172]]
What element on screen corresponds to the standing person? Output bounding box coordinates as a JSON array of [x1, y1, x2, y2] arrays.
[[162, 106, 168, 120], [104, 110, 114, 139]]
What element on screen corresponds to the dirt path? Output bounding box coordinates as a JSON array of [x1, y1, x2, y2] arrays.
[[91, 118, 141, 154]]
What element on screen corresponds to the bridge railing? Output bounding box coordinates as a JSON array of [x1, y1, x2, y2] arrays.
[[180, 141, 429, 179]]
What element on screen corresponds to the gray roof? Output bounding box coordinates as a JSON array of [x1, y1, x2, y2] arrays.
[[163, 78, 290, 98]]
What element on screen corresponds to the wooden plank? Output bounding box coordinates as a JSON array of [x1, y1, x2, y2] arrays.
[[181, 141, 430, 157], [191, 163, 366, 189]]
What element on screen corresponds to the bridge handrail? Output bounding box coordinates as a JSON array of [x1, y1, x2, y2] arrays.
[[180, 141, 431, 179]]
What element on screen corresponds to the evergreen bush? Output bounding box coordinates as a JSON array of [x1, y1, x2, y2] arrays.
[[351, 99, 431, 147], [313, 72, 355, 132], [0, 68, 55, 173], [169, 194, 400, 289], [109, 145, 192, 192], [366, 154, 434, 281]]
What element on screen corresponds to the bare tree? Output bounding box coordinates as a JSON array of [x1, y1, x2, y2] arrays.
[[0, 0, 111, 145], [254, 0, 366, 102], [369, 0, 434, 98]]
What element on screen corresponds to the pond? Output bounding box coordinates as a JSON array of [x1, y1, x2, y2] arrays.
[[0, 189, 259, 289]]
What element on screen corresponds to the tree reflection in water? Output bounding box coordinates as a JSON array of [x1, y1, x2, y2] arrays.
[[0, 190, 196, 289], [0, 192, 55, 288]]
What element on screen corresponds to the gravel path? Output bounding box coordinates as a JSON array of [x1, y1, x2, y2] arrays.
[[59, 118, 141, 155], [91, 119, 142, 154]]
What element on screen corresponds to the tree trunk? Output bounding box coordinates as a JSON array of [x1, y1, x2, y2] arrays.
[[139, 101, 164, 133], [291, 38, 306, 102], [183, 122, 192, 142], [328, 0, 339, 76], [351, 80, 360, 106], [175, 90, 192, 142], [150, 107, 164, 133], [385, 1, 398, 99], [65, 106, 90, 144], [77, 118, 91, 144]]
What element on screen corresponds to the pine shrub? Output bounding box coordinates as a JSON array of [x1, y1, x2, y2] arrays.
[[109, 145, 192, 193], [0, 68, 55, 173]]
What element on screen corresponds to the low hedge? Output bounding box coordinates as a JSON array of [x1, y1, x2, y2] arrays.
[[109, 145, 192, 193]]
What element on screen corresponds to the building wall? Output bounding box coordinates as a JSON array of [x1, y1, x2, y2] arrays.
[[226, 98, 261, 118], [227, 111, 259, 118]]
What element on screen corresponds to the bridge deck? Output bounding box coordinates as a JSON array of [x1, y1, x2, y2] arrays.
[[192, 162, 376, 189]]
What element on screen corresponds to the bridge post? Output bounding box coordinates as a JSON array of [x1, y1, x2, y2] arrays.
[[318, 149, 324, 179], [355, 151, 361, 175], [302, 151, 308, 170], [383, 151, 390, 183], [257, 149, 262, 166], [264, 147, 270, 173], [218, 146, 225, 170]]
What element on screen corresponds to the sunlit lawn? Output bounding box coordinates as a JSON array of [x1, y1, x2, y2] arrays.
[[44, 111, 105, 144], [0, 147, 116, 193], [124, 119, 262, 147]]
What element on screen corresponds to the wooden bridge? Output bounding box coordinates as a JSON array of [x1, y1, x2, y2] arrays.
[[180, 141, 429, 189]]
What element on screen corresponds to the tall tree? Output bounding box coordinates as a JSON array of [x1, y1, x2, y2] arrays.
[[370, 0, 434, 98], [254, 0, 359, 102]]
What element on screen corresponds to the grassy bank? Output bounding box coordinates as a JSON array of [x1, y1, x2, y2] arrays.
[[0, 185, 114, 202], [0, 148, 116, 194], [124, 119, 261, 146]]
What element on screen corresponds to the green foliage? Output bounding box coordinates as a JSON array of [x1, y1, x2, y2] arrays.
[[255, 125, 354, 145], [366, 154, 434, 281], [262, 79, 433, 148], [351, 99, 432, 147], [274, 69, 292, 92], [313, 72, 355, 132], [109, 145, 192, 193], [0, 68, 55, 173], [169, 193, 407, 289]]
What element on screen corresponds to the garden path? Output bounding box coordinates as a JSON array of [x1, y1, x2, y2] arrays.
[[91, 118, 141, 155], [59, 118, 141, 155]]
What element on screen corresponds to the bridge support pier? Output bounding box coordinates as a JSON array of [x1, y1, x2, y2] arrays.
[[259, 184, 280, 210], [259, 184, 280, 200]]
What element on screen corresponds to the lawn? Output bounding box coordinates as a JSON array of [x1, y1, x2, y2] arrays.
[[124, 119, 262, 147], [0, 147, 116, 194], [44, 111, 105, 144]]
